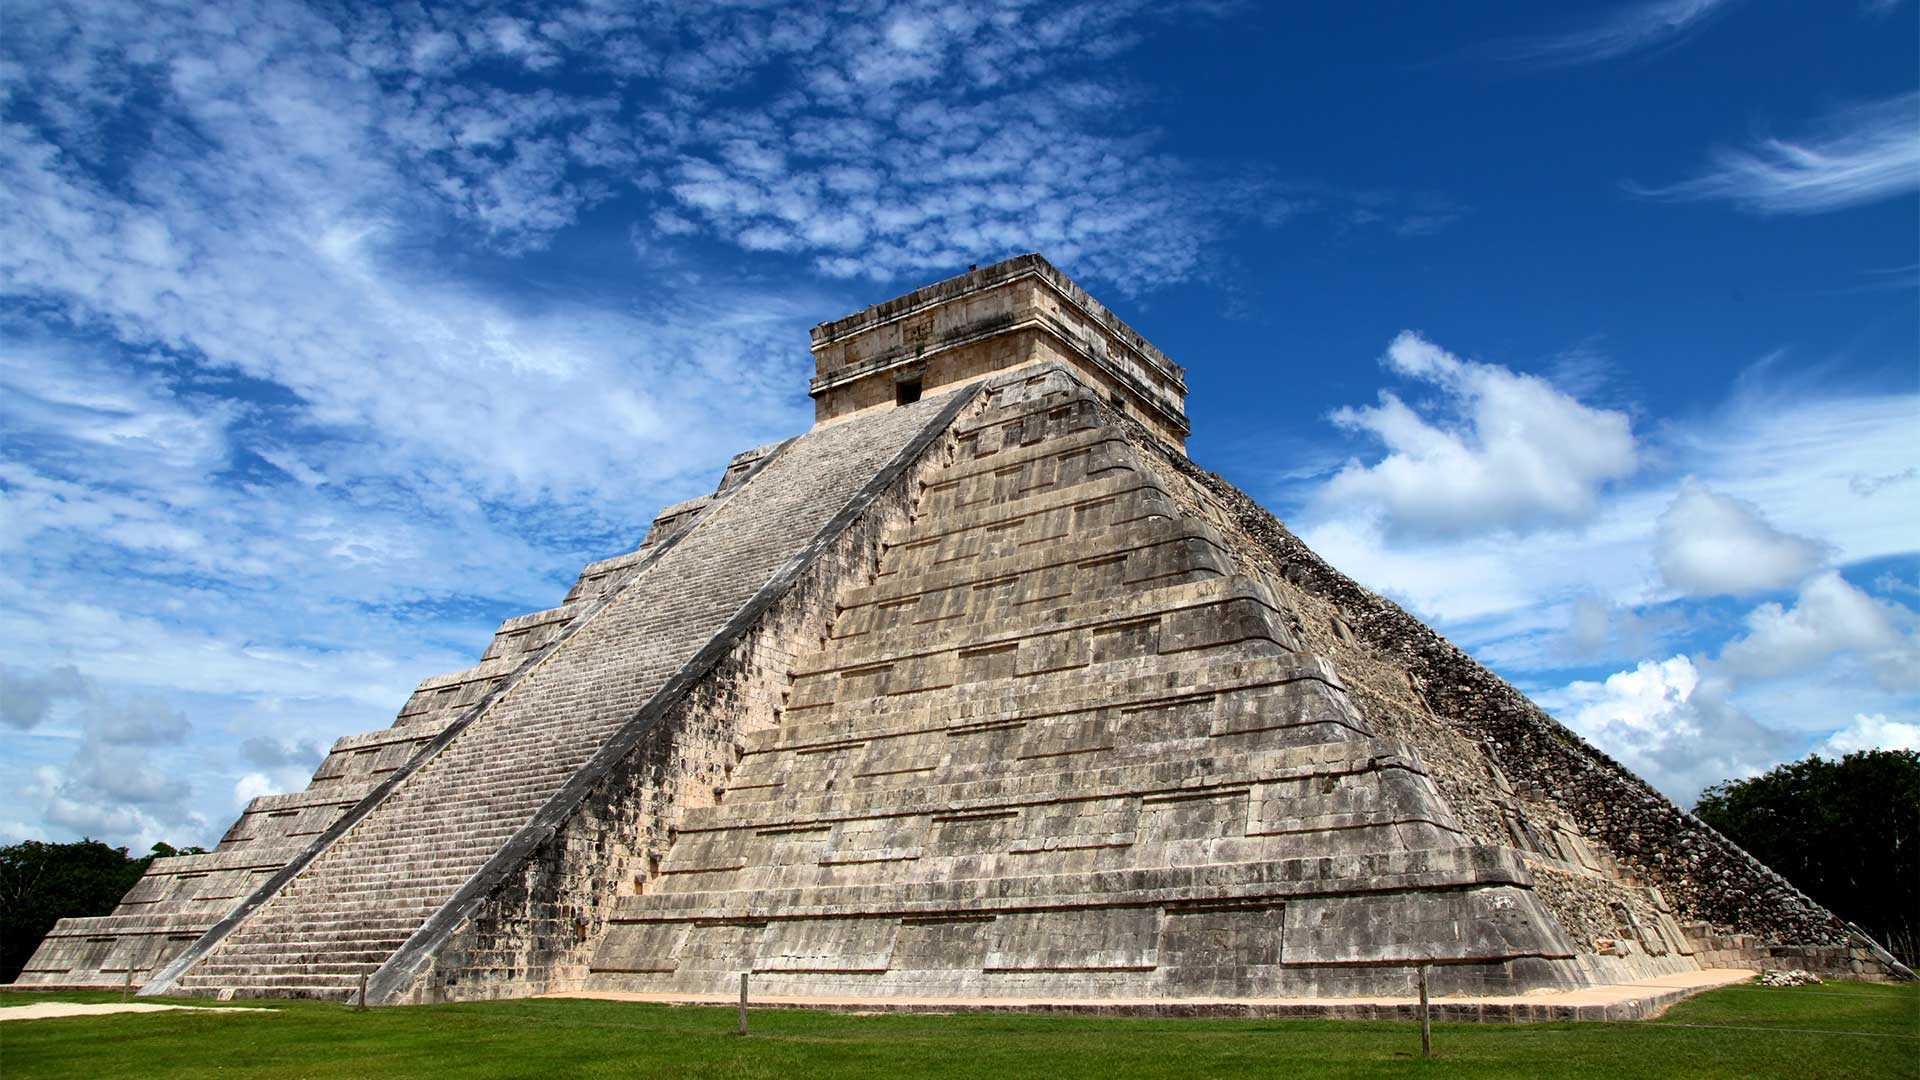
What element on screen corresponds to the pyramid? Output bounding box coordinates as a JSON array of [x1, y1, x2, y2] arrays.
[[19, 255, 1899, 1004]]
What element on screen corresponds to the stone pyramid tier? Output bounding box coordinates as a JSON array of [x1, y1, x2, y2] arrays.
[[586, 378, 1586, 1000]]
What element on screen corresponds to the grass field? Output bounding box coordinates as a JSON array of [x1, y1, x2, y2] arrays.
[[3, 982, 1916, 1079]]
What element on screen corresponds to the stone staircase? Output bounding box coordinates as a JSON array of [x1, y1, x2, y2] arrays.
[[13, 453, 746, 991], [175, 692, 650, 996], [153, 398, 955, 1000]]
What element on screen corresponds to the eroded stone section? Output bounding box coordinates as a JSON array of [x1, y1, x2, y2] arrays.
[[1110, 407, 1895, 981], [588, 370, 1585, 1001]]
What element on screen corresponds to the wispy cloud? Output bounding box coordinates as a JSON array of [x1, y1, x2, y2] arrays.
[[1632, 92, 1920, 214], [0, 0, 1441, 849], [1498, 0, 1738, 66]]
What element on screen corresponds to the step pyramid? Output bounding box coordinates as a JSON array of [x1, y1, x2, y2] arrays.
[[20, 254, 1895, 1002]]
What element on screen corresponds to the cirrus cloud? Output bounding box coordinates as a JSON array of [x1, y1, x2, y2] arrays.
[[1632, 92, 1920, 215]]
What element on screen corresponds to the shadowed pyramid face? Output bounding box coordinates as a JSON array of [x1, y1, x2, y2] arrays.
[[22, 257, 1870, 1004]]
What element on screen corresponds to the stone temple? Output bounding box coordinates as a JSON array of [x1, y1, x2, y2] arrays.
[[18, 255, 1904, 1007]]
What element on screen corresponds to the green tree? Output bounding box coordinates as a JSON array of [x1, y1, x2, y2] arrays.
[[1696, 749, 1920, 964], [0, 839, 204, 984]]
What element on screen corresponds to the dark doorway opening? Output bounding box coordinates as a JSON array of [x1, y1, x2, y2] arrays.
[[896, 377, 922, 406]]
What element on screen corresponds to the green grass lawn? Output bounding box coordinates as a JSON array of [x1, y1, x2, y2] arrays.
[[3, 982, 1916, 1079]]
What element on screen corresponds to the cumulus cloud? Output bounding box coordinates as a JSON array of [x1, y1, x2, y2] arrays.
[[1817, 713, 1920, 757], [233, 772, 285, 809], [1499, 0, 1737, 65], [1656, 480, 1826, 596], [1319, 332, 1638, 537], [1301, 350, 1915, 801], [1634, 92, 1920, 214], [1717, 571, 1920, 692], [1549, 569, 1920, 800], [10, 671, 206, 848], [0, 665, 87, 731], [1547, 655, 1788, 799]]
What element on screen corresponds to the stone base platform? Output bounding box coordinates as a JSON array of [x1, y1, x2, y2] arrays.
[[551, 968, 1755, 1024]]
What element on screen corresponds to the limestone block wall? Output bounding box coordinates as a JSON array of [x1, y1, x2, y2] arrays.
[[588, 367, 1587, 1002], [1114, 413, 1892, 978]]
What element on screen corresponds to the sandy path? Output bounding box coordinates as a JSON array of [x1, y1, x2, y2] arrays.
[[0, 1002, 274, 1022]]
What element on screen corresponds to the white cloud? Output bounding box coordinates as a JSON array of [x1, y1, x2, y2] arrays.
[[1570, 596, 1616, 655], [1817, 713, 1920, 757], [1319, 332, 1638, 538], [1501, 0, 1737, 65], [8, 670, 208, 848], [1560, 655, 1702, 745], [1291, 344, 1916, 803], [1564, 595, 1669, 663], [1545, 655, 1788, 799], [1718, 571, 1920, 692], [1635, 92, 1920, 214], [1673, 389, 1918, 570], [232, 765, 315, 810], [1656, 479, 1826, 596], [1547, 572, 1919, 799], [1544, 571, 1918, 800], [1295, 377, 1915, 665], [232, 772, 283, 810]]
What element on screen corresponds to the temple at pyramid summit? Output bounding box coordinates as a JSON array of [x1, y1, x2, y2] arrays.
[[17, 254, 1908, 1010]]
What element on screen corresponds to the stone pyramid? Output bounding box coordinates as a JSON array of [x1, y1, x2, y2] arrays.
[[20, 255, 1895, 1004]]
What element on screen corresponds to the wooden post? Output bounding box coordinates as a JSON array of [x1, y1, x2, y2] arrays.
[[737, 972, 749, 1036], [1417, 963, 1432, 1059], [358, 972, 368, 1012]]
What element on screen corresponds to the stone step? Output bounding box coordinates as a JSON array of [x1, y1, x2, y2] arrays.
[[689, 735, 1414, 837], [193, 956, 392, 973], [884, 459, 1158, 556], [837, 517, 1231, 611], [619, 845, 1533, 924], [775, 651, 1342, 748], [809, 575, 1279, 677], [913, 422, 1114, 491]]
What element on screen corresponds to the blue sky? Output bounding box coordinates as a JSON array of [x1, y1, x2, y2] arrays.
[[1, 0, 1915, 852]]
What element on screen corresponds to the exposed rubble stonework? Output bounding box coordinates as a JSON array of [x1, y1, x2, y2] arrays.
[[17, 254, 1902, 1002]]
